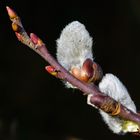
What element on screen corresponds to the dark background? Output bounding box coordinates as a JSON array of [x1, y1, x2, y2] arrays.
[[0, 0, 140, 140]]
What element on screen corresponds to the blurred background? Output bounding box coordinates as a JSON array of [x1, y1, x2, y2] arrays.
[[0, 0, 140, 140]]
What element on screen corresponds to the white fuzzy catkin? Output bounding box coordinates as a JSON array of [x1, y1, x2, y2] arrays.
[[57, 21, 93, 71], [57, 21, 93, 88], [87, 73, 137, 134]]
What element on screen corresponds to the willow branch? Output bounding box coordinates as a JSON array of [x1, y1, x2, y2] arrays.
[[6, 6, 140, 134]]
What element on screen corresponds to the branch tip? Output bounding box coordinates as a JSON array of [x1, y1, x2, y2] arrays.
[[6, 6, 17, 19]]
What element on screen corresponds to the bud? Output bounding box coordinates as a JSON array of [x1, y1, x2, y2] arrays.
[[71, 59, 94, 83], [71, 59, 93, 83], [80, 70, 90, 82], [45, 66, 58, 76], [30, 33, 38, 44], [6, 6, 17, 19], [92, 62, 103, 83], [12, 23, 22, 32], [82, 59, 94, 81], [30, 33, 44, 46], [71, 67, 81, 80], [71, 59, 103, 83]]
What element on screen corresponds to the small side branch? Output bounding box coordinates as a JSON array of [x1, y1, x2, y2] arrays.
[[6, 6, 140, 135]]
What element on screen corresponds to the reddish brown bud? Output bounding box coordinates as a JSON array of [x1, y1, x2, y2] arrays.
[[30, 33, 44, 47], [71, 67, 81, 80], [92, 62, 103, 83], [71, 60, 93, 82], [30, 33, 38, 44], [6, 6, 17, 19], [80, 70, 90, 82], [71, 59, 103, 84], [82, 59, 94, 80], [71, 59, 94, 83], [45, 66, 55, 73], [45, 66, 58, 76]]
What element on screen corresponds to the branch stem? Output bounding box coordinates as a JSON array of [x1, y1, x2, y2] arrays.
[[6, 6, 140, 133]]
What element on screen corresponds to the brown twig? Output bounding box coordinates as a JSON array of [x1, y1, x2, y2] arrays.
[[6, 6, 140, 134]]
